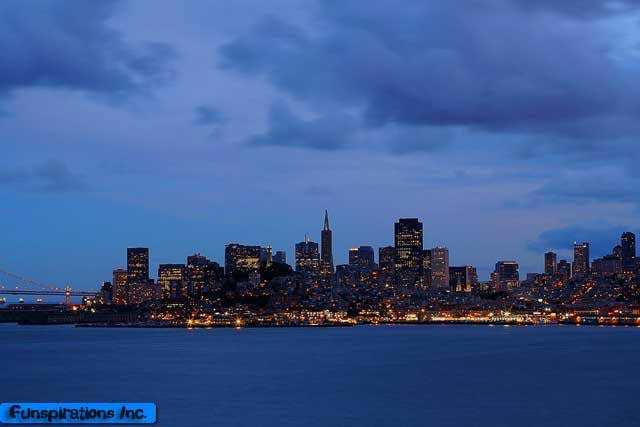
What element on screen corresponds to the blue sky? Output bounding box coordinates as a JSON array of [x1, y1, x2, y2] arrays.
[[1, 0, 640, 288]]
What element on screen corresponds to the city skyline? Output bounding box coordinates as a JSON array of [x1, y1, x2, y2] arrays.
[[100, 214, 637, 289], [2, 1, 640, 288]]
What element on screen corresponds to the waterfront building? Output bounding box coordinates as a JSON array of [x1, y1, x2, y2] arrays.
[[112, 268, 128, 305]]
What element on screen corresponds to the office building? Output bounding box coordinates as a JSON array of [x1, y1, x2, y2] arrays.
[[621, 232, 636, 270], [225, 243, 261, 276], [394, 218, 423, 270], [273, 250, 287, 265], [378, 246, 396, 272], [158, 264, 186, 299], [572, 242, 590, 277], [320, 210, 334, 276], [112, 268, 128, 305], [544, 251, 557, 275], [449, 265, 477, 292], [494, 261, 519, 291], [431, 247, 450, 288], [349, 246, 375, 271], [295, 235, 320, 275]]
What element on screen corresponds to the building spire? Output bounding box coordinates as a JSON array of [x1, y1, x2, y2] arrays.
[[324, 209, 330, 231]]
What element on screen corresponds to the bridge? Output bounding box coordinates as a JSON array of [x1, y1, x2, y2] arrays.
[[0, 268, 98, 305]]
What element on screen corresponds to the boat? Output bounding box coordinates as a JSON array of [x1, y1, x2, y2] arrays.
[[0, 297, 6, 304]]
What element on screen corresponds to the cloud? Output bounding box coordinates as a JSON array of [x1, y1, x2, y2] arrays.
[[219, 0, 640, 155], [248, 101, 358, 150], [510, 169, 640, 209], [0, 0, 176, 101], [0, 160, 87, 193], [527, 223, 635, 258], [194, 105, 225, 126]]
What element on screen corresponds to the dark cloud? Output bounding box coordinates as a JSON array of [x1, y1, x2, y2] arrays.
[[194, 105, 225, 126], [0, 0, 176, 101], [527, 223, 635, 258], [219, 0, 640, 152], [509, 172, 640, 209], [0, 160, 87, 193], [248, 101, 358, 150]]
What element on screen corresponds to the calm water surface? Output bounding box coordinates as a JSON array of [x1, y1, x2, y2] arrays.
[[1, 324, 638, 427]]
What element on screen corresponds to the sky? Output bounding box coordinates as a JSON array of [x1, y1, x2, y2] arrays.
[[1, 0, 640, 289]]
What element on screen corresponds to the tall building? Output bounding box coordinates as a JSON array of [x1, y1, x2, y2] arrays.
[[273, 250, 287, 265], [378, 246, 396, 272], [127, 247, 153, 304], [544, 251, 557, 276], [186, 254, 223, 297], [320, 210, 334, 276], [225, 243, 261, 276], [621, 232, 636, 270], [449, 266, 477, 292], [295, 235, 320, 275], [572, 242, 590, 278], [431, 247, 449, 288], [112, 268, 128, 305], [394, 218, 423, 270], [127, 247, 149, 285], [557, 259, 571, 281], [158, 264, 186, 299], [421, 249, 432, 287], [494, 261, 519, 291], [348, 246, 375, 271], [259, 246, 273, 266]]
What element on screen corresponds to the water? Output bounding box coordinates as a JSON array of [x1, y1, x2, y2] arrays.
[[1, 324, 638, 427]]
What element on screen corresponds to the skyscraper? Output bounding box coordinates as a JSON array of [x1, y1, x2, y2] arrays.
[[572, 242, 590, 277], [186, 254, 223, 298], [225, 243, 261, 276], [112, 268, 128, 305], [431, 247, 449, 288], [320, 210, 334, 276], [158, 264, 186, 299], [621, 232, 636, 270], [378, 246, 396, 272], [449, 265, 477, 292], [494, 261, 519, 291], [348, 246, 375, 271], [295, 235, 320, 275], [127, 247, 151, 304], [557, 259, 571, 281], [544, 251, 557, 275], [127, 247, 149, 285], [273, 250, 287, 265], [394, 218, 423, 270]]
